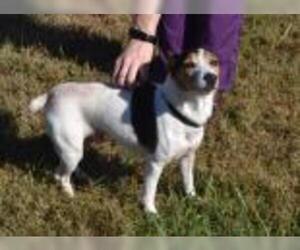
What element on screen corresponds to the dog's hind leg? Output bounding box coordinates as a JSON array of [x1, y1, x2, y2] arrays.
[[52, 134, 84, 197], [59, 151, 83, 197]]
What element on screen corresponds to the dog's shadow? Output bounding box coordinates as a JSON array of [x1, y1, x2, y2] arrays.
[[0, 109, 132, 190]]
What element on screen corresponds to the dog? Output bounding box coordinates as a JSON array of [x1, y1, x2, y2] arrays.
[[29, 48, 220, 214]]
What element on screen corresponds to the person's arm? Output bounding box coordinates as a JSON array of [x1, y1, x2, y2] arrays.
[[113, 14, 161, 87], [132, 14, 161, 35]]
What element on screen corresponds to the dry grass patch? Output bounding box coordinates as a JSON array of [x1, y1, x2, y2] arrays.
[[0, 15, 299, 236]]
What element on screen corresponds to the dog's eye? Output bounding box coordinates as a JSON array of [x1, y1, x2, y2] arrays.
[[210, 59, 219, 67], [184, 62, 196, 69]]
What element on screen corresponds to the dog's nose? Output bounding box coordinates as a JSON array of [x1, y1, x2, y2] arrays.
[[204, 73, 217, 87]]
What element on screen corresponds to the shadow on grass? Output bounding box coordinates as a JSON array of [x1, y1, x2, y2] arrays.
[[0, 109, 131, 189], [0, 15, 122, 73]]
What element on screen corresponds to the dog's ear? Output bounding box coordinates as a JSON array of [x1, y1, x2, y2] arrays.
[[165, 51, 186, 73]]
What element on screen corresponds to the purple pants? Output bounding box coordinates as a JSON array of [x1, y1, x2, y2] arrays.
[[152, 14, 243, 91]]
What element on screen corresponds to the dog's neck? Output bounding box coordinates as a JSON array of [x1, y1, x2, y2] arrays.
[[159, 75, 215, 126]]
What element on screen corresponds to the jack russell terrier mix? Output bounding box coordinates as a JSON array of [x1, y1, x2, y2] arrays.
[[29, 48, 220, 214]]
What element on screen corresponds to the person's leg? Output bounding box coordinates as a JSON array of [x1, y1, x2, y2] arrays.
[[184, 14, 244, 91], [149, 14, 186, 83], [158, 14, 186, 56], [151, 14, 243, 91]]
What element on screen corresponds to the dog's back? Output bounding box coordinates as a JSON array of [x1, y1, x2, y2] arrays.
[[29, 82, 140, 149]]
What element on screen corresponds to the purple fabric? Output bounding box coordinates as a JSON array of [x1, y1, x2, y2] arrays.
[[161, 0, 245, 14], [153, 14, 243, 91]]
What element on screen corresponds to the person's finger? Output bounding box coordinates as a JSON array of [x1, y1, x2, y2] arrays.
[[112, 58, 122, 84], [116, 59, 131, 87], [126, 62, 140, 86]]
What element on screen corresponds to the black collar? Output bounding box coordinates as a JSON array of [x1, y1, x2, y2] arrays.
[[162, 94, 202, 128]]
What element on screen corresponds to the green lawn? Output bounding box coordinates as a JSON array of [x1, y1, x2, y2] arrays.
[[0, 15, 299, 236]]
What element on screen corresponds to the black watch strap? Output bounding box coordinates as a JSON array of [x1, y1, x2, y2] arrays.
[[129, 27, 158, 45]]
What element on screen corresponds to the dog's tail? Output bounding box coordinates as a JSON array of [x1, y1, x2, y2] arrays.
[[29, 93, 48, 114]]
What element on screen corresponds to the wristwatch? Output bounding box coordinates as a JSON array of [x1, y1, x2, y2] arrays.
[[129, 26, 158, 45]]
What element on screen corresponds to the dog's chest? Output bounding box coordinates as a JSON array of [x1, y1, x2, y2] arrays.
[[155, 114, 204, 160], [185, 129, 202, 145], [173, 128, 203, 158], [127, 83, 207, 158]]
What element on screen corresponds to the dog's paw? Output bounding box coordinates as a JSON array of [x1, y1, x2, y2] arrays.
[[62, 184, 75, 198], [186, 190, 197, 197], [139, 194, 158, 215], [144, 206, 158, 215], [143, 203, 158, 214]]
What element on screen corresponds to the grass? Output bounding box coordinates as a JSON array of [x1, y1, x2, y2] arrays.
[[0, 15, 299, 236]]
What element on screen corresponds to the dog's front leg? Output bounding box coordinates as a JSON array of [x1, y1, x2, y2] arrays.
[[141, 160, 165, 214], [180, 150, 197, 197]]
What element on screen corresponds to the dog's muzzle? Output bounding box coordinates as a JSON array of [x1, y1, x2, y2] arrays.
[[204, 73, 217, 88], [192, 72, 217, 92]]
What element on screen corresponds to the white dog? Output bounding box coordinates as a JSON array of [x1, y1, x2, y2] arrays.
[[29, 48, 220, 214]]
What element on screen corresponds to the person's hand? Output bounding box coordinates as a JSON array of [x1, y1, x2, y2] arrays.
[[113, 39, 154, 88]]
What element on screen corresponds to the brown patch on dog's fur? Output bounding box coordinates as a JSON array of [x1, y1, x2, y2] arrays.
[[168, 52, 196, 91], [203, 50, 220, 75]]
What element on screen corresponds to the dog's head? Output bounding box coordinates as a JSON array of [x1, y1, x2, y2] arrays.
[[168, 48, 220, 94]]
